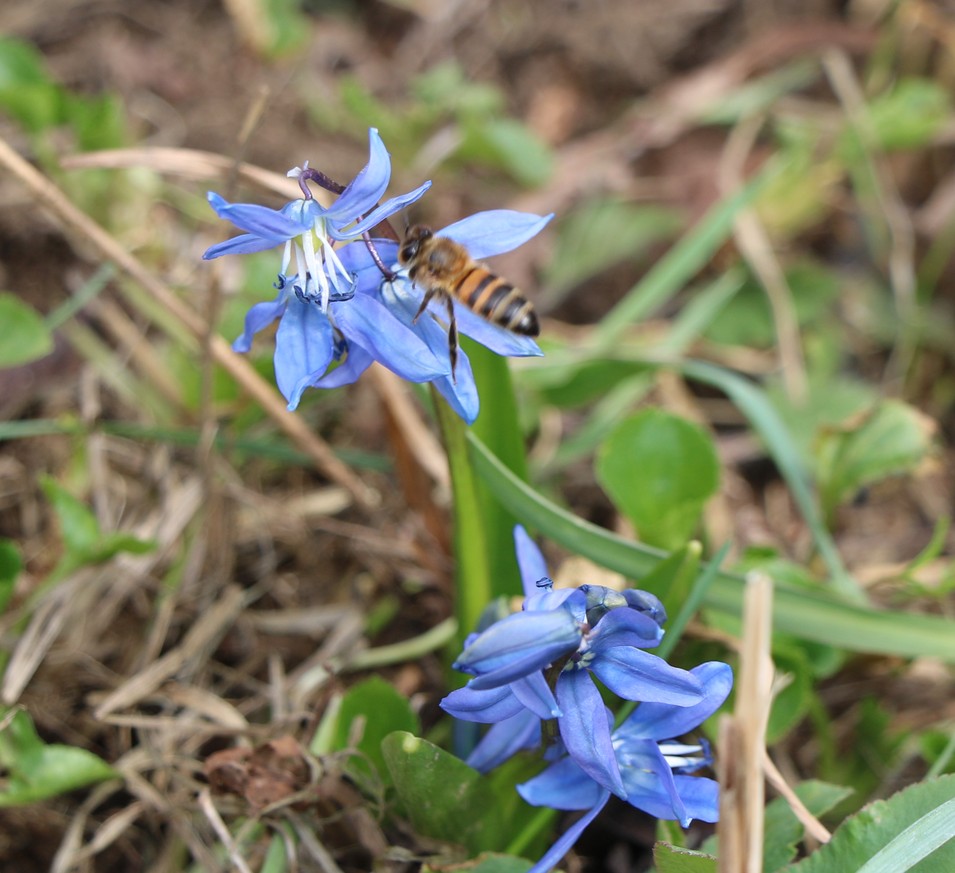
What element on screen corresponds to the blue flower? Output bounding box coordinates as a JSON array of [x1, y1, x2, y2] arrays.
[[441, 527, 706, 797], [203, 128, 430, 311], [516, 661, 733, 873]]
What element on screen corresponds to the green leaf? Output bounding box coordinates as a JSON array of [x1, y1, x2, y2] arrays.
[[817, 399, 933, 519], [40, 476, 101, 558], [333, 677, 420, 788], [466, 430, 955, 663], [461, 117, 553, 187], [764, 780, 854, 872], [595, 410, 719, 550], [0, 710, 116, 806], [789, 775, 955, 873], [653, 842, 717, 873], [865, 78, 952, 151], [0, 293, 54, 367], [0, 539, 21, 615], [382, 731, 507, 856], [423, 854, 531, 873]]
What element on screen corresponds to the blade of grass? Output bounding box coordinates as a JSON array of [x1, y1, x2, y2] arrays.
[[467, 430, 955, 662]]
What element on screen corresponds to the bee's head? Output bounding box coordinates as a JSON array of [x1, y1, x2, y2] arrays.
[[398, 225, 433, 265]]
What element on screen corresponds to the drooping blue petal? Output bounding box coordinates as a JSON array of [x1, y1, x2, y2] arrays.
[[518, 755, 606, 811], [466, 709, 541, 773], [313, 343, 373, 389], [232, 294, 287, 353], [586, 647, 704, 706], [431, 352, 480, 425], [620, 739, 691, 825], [438, 209, 554, 260], [556, 670, 626, 798], [339, 181, 433, 239], [524, 793, 609, 873], [588, 604, 665, 649], [511, 672, 561, 720], [454, 609, 581, 678], [440, 684, 525, 724], [273, 296, 335, 409], [514, 525, 551, 597], [333, 295, 450, 382], [206, 192, 309, 240], [620, 662, 733, 741], [326, 128, 392, 221]]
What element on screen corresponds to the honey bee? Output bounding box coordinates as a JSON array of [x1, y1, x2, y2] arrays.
[[397, 225, 539, 376]]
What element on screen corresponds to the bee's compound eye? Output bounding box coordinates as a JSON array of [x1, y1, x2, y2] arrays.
[[399, 241, 418, 263]]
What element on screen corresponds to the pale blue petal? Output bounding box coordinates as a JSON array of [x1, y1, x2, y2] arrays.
[[438, 209, 554, 260], [620, 739, 691, 824], [334, 296, 450, 382], [514, 526, 551, 598], [207, 192, 307, 239], [313, 344, 373, 389], [232, 295, 286, 353], [338, 240, 398, 292], [511, 673, 561, 720], [204, 232, 285, 259], [337, 181, 433, 239], [466, 709, 541, 773], [621, 662, 733, 740], [588, 648, 704, 706], [431, 351, 480, 425], [273, 296, 335, 409], [326, 128, 391, 220], [519, 756, 607, 811], [556, 671, 626, 798]]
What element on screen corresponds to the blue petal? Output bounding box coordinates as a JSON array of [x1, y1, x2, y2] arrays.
[[454, 609, 581, 678], [511, 672, 561, 720], [203, 232, 286, 259], [524, 792, 610, 873], [438, 209, 554, 260], [337, 240, 398, 292], [439, 684, 524, 724], [620, 740, 691, 825], [430, 351, 480, 425], [623, 588, 668, 626], [313, 343, 373, 389], [466, 709, 541, 773], [589, 605, 664, 649], [333, 296, 450, 382], [556, 670, 626, 798], [587, 648, 704, 706], [326, 128, 391, 221], [338, 181, 433, 239], [207, 192, 307, 239], [232, 295, 286, 353], [518, 756, 605, 811], [621, 662, 733, 741], [273, 296, 335, 409], [452, 303, 543, 356], [514, 526, 551, 598]]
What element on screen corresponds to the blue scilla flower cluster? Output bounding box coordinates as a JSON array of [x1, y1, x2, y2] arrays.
[[203, 128, 551, 422], [441, 527, 733, 873]]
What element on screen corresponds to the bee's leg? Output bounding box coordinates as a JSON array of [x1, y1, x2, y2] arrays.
[[413, 286, 437, 323], [445, 295, 458, 380]]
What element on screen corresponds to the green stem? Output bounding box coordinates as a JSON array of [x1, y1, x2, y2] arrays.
[[432, 387, 492, 644]]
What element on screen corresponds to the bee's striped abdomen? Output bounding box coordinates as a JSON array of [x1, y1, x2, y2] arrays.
[[453, 269, 540, 337]]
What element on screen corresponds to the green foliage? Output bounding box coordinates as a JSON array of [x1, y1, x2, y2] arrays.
[[815, 399, 933, 521], [39, 477, 155, 584], [0, 293, 54, 368], [0, 539, 21, 616], [653, 843, 717, 873], [382, 731, 534, 857], [858, 78, 952, 152], [596, 409, 720, 550], [330, 676, 420, 788], [764, 781, 855, 872], [0, 709, 116, 806], [788, 775, 955, 873], [423, 854, 532, 873]]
